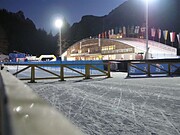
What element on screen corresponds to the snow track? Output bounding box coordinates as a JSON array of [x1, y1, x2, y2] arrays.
[[27, 72, 180, 135]]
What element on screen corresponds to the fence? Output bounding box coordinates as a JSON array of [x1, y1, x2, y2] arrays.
[[0, 70, 85, 135], [127, 62, 180, 78], [4, 62, 111, 83]]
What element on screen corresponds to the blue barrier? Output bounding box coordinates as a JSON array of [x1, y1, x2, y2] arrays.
[[3, 60, 105, 70], [128, 64, 147, 75], [128, 62, 180, 77], [170, 63, 180, 73]]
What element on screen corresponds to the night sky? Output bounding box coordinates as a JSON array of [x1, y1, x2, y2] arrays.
[[0, 0, 127, 35]]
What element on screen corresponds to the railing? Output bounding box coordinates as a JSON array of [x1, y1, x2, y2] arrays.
[[0, 70, 85, 135], [5, 63, 111, 83], [127, 61, 180, 78]]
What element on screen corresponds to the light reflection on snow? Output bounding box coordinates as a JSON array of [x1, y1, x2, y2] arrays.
[[27, 73, 180, 135]]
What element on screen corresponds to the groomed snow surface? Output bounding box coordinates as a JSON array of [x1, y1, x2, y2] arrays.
[[24, 71, 180, 135]]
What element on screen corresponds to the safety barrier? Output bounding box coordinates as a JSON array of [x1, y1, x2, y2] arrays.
[[127, 62, 180, 78], [0, 70, 85, 135], [4, 63, 111, 83]]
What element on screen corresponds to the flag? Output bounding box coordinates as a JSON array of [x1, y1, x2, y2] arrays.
[[111, 29, 114, 35], [98, 34, 101, 39], [170, 32, 176, 43], [123, 26, 126, 35], [141, 27, 146, 33], [119, 27, 122, 34], [134, 26, 140, 34], [163, 30, 168, 44], [102, 32, 104, 38], [115, 27, 119, 34], [108, 30, 111, 36], [177, 33, 180, 48], [130, 25, 135, 34], [170, 32, 176, 46], [151, 28, 156, 38], [157, 29, 161, 40], [105, 31, 107, 38]]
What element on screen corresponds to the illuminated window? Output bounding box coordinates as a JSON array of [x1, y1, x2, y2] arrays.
[[109, 45, 115, 50]]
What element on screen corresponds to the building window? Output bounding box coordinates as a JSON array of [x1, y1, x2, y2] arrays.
[[102, 45, 115, 51]]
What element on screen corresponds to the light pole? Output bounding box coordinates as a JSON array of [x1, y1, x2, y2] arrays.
[[145, 0, 149, 59], [55, 19, 63, 57]]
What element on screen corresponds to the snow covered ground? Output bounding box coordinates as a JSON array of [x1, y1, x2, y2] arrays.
[[21, 71, 180, 135]]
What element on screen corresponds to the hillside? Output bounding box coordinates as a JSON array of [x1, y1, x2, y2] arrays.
[[0, 9, 58, 55], [68, 0, 180, 50]]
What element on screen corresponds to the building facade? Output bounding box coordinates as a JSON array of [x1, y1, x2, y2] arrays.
[[62, 38, 177, 61]]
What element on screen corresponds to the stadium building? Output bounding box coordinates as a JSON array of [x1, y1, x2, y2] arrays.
[[62, 38, 178, 61]]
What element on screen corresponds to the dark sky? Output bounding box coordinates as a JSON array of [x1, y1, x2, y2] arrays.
[[0, 0, 127, 34]]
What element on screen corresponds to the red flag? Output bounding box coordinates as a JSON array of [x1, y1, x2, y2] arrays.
[[102, 32, 104, 38], [170, 32, 176, 43], [105, 31, 107, 38]]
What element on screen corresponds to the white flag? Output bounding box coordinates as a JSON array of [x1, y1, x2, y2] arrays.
[[177, 33, 180, 48], [123, 26, 126, 35]]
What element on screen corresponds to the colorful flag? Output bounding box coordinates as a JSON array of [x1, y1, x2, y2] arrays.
[[111, 29, 114, 35], [134, 26, 140, 34], [163, 30, 168, 44], [108, 30, 111, 36], [157, 29, 161, 41], [141, 27, 146, 33], [115, 27, 119, 34], [151, 28, 156, 38], [170, 32, 176, 46], [123, 26, 126, 35], [170, 32, 176, 43], [119, 27, 122, 34], [130, 25, 135, 34], [105, 31, 107, 38], [102, 32, 104, 38], [177, 33, 180, 48]]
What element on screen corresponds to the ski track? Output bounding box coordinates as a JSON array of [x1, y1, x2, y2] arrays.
[[21, 71, 180, 135]]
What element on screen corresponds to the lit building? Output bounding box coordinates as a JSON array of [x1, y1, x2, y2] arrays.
[[62, 38, 178, 61]]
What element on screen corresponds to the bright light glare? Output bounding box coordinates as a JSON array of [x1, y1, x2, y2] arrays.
[[144, 0, 154, 3], [55, 19, 63, 28]]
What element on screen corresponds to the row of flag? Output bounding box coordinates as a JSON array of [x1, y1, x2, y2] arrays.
[[151, 28, 179, 46], [98, 26, 180, 47]]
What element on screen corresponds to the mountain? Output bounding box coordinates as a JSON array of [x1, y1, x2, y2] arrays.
[[67, 0, 180, 50], [0, 9, 58, 55]]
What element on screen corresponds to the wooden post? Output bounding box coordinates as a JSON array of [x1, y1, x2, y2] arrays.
[[107, 62, 111, 78], [60, 64, 64, 81], [29, 65, 36, 83], [85, 64, 90, 79]]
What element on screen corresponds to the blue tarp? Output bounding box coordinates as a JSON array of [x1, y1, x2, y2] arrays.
[[128, 63, 180, 77], [9, 53, 26, 62], [3, 60, 105, 70]]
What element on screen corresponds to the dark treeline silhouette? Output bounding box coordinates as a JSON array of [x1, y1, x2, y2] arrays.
[[0, 9, 59, 56]]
